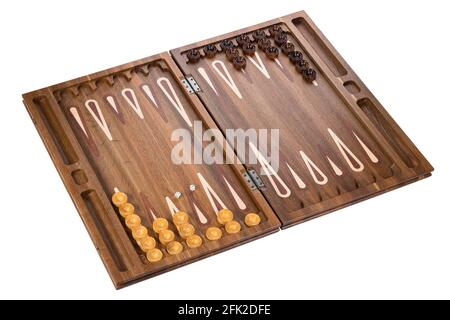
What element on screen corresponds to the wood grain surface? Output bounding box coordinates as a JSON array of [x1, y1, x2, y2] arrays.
[[171, 11, 433, 227], [22, 10, 432, 288]]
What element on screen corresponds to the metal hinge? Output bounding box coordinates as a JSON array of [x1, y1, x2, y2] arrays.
[[242, 169, 266, 190], [181, 75, 201, 94]]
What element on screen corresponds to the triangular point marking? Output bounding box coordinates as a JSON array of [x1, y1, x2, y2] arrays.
[[328, 128, 364, 172], [286, 163, 306, 189], [212, 60, 242, 99], [353, 132, 379, 163], [327, 157, 343, 176], [249, 142, 291, 198], [300, 151, 328, 185], [223, 176, 247, 210]]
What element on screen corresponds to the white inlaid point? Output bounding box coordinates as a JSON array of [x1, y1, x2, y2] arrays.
[[249, 142, 291, 198], [300, 151, 328, 185], [193, 203, 208, 224], [197, 172, 227, 214], [198, 67, 218, 96], [122, 88, 144, 119], [69, 107, 88, 137], [157, 77, 193, 127], [223, 176, 247, 210], [105, 96, 119, 113], [212, 60, 242, 99], [327, 157, 343, 176], [328, 128, 364, 172], [165, 196, 180, 216], [353, 132, 379, 163], [141, 84, 159, 108], [247, 52, 270, 79], [286, 163, 306, 189], [84, 99, 113, 141], [274, 58, 283, 69]]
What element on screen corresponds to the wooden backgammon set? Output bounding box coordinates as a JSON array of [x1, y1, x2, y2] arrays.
[[22, 10, 433, 289]]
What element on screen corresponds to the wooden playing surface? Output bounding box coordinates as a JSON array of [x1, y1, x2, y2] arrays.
[[171, 11, 433, 227], [22, 10, 432, 288]]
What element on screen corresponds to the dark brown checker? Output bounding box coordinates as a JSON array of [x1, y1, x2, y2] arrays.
[[23, 53, 280, 288], [170, 10, 433, 227]]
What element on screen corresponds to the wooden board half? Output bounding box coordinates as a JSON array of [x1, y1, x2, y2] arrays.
[[170, 10, 433, 227], [23, 52, 280, 289]]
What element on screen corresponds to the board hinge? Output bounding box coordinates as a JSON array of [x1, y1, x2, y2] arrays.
[[181, 75, 201, 94], [242, 169, 265, 190]]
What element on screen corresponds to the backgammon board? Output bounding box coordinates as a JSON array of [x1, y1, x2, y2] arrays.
[[22, 10, 432, 288]]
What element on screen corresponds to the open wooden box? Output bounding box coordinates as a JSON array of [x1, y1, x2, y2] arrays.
[[23, 11, 432, 288]]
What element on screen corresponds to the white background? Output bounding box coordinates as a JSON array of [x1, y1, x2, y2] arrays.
[[0, 0, 448, 299]]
